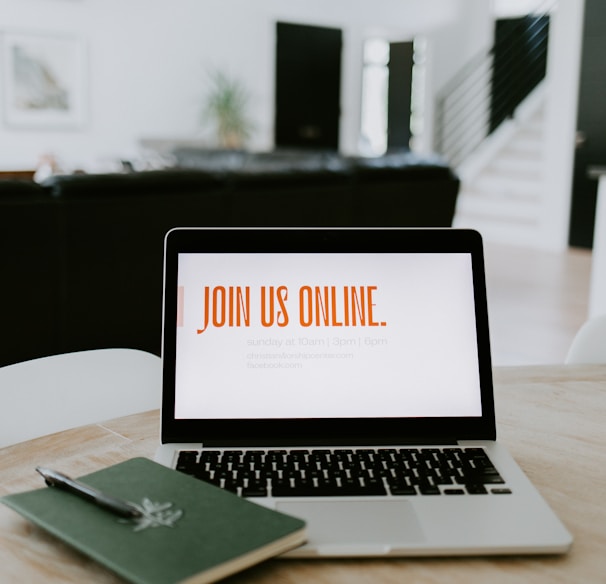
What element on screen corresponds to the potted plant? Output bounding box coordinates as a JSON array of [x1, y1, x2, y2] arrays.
[[202, 70, 253, 150]]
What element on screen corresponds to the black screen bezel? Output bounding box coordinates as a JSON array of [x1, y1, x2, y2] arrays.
[[160, 227, 496, 446]]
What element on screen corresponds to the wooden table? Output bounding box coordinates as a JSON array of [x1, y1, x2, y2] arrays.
[[1, 365, 604, 583]]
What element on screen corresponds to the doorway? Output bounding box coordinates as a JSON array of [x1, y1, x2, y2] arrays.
[[387, 41, 414, 150], [359, 39, 414, 156], [569, 0, 606, 249], [274, 22, 342, 151]]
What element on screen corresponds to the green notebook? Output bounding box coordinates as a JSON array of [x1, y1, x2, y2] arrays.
[[1, 457, 306, 584]]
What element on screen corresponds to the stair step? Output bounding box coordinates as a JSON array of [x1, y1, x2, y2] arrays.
[[470, 173, 541, 199], [452, 213, 541, 248], [494, 147, 542, 161], [456, 196, 539, 225], [453, 94, 547, 248], [513, 130, 543, 150], [488, 154, 542, 177], [458, 186, 539, 203]]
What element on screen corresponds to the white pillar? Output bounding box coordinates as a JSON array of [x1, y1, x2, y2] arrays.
[[539, 0, 586, 250], [589, 172, 606, 317]]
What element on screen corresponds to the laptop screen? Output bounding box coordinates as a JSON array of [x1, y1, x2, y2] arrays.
[[161, 228, 495, 445], [175, 251, 481, 420]]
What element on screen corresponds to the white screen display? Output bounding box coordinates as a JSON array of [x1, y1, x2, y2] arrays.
[[174, 253, 482, 419]]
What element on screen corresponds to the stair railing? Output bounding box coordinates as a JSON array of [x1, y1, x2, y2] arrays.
[[434, 0, 555, 168]]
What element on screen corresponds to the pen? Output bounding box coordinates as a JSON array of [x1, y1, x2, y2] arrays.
[[36, 466, 142, 519]]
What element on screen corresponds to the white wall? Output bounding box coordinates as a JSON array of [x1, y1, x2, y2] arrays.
[[540, 0, 586, 251], [0, 0, 467, 172], [415, 0, 494, 153]]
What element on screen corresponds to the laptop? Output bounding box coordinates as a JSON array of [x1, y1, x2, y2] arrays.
[[155, 227, 572, 557]]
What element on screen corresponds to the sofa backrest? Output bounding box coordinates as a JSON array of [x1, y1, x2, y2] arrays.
[[0, 157, 459, 366]]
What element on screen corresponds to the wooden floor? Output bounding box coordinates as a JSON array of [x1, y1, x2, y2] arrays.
[[483, 242, 593, 366]]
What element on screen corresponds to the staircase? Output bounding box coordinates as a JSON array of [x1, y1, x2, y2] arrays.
[[432, 5, 553, 247], [452, 89, 546, 247]]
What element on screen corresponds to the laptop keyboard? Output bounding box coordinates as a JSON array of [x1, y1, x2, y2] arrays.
[[175, 447, 511, 497]]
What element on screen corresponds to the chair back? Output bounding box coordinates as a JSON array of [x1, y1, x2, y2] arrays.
[[0, 348, 161, 447], [565, 314, 606, 364]]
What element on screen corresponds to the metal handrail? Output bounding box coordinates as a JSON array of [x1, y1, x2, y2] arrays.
[[434, 1, 555, 167]]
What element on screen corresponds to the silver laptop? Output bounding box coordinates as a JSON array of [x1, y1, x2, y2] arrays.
[[155, 227, 572, 557]]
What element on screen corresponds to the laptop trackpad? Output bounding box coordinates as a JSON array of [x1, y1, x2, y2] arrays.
[[276, 500, 425, 555]]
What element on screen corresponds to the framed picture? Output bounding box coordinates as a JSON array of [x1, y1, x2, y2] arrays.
[[2, 32, 87, 129]]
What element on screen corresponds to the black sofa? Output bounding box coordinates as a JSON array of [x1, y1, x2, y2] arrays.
[[0, 151, 459, 367]]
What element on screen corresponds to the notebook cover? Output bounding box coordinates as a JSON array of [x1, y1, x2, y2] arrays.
[[1, 457, 306, 584]]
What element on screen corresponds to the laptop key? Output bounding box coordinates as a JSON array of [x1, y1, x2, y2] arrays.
[[272, 479, 325, 497], [175, 450, 198, 473], [388, 483, 417, 496], [466, 484, 488, 494], [444, 488, 466, 495], [418, 482, 441, 495], [242, 482, 269, 497]]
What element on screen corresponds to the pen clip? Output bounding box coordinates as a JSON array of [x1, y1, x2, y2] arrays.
[[36, 466, 142, 519]]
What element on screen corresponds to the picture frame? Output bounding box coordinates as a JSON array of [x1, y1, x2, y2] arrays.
[[1, 32, 87, 129]]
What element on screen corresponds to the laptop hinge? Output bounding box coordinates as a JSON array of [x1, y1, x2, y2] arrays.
[[198, 437, 460, 448]]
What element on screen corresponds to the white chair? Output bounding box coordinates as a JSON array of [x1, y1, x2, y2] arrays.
[[565, 314, 606, 364], [0, 348, 161, 447]]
